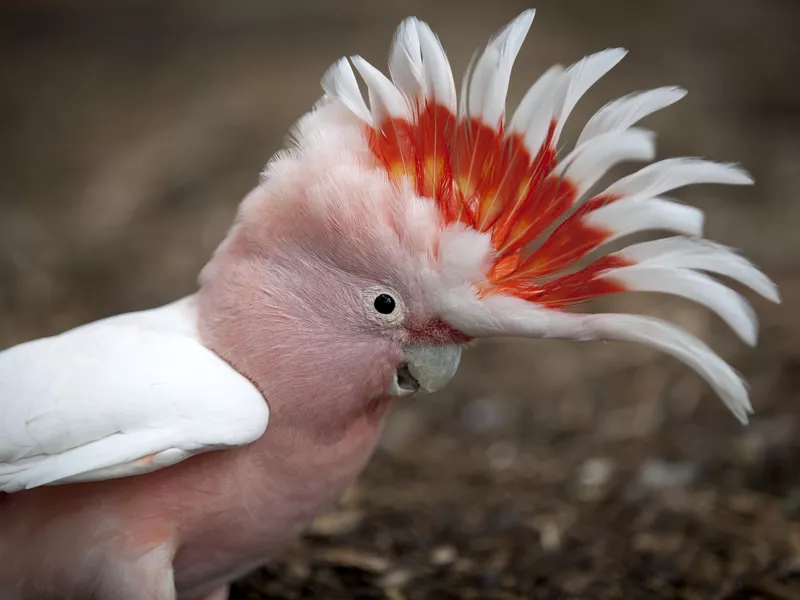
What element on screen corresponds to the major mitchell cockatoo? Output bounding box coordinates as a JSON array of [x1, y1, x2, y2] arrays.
[[0, 9, 779, 600]]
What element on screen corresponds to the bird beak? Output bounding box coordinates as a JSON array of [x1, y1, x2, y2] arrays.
[[387, 343, 462, 397]]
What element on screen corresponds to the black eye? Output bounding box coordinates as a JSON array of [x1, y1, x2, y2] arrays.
[[373, 294, 396, 315]]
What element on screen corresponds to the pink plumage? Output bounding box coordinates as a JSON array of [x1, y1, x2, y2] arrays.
[[0, 9, 778, 599]]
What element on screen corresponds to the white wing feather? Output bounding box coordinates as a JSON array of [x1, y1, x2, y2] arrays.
[[0, 296, 268, 492]]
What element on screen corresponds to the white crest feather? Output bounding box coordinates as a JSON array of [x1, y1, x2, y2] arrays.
[[416, 20, 457, 111], [509, 65, 565, 153], [556, 128, 656, 198], [351, 56, 410, 123], [389, 18, 423, 97], [599, 265, 758, 345], [577, 86, 687, 146], [441, 293, 753, 424], [585, 313, 752, 423], [554, 48, 628, 141], [604, 158, 754, 199], [458, 50, 479, 120], [585, 197, 705, 241], [321, 58, 373, 125], [468, 10, 535, 128], [616, 238, 781, 303]]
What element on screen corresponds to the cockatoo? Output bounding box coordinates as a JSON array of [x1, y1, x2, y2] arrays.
[[0, 9, 779, 600]]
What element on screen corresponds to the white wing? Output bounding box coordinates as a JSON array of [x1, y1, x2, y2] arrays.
[[0, 296, 269, 492]]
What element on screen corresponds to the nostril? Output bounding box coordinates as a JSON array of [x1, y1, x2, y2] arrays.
[[396, 363, 420, 392]]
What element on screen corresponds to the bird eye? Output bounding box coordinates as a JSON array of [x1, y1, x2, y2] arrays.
[[373, 294, 396, 315]]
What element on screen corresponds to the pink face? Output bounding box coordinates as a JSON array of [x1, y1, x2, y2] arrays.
[[197, 153, 470, 420]]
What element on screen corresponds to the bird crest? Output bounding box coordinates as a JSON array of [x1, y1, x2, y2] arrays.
[[320, 9, 779, 421]]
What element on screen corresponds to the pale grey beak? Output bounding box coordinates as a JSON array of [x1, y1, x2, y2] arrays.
[[387, 343, 462, 397]]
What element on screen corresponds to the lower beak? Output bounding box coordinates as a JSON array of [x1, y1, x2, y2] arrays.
[[387, 343, 462, 397]]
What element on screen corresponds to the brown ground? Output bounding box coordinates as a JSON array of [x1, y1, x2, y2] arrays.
[[1, 1, 799, 598]]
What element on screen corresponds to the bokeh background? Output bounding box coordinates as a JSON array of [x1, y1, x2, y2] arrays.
[[2, 1, 798, 598]]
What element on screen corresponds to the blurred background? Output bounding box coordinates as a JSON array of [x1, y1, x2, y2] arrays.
[[1, 0, 798, 597]]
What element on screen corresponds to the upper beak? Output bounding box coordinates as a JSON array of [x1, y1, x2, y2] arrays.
[[387, 343, 462, 397]]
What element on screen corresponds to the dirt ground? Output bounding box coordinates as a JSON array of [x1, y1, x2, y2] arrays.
[[1, 1, 799, 598]]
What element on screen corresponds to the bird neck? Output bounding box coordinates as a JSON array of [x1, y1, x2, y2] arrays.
[[190, 289, 397, 444]]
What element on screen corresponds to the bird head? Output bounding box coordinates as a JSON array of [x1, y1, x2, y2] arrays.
[[198, 10, 778, 428]]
